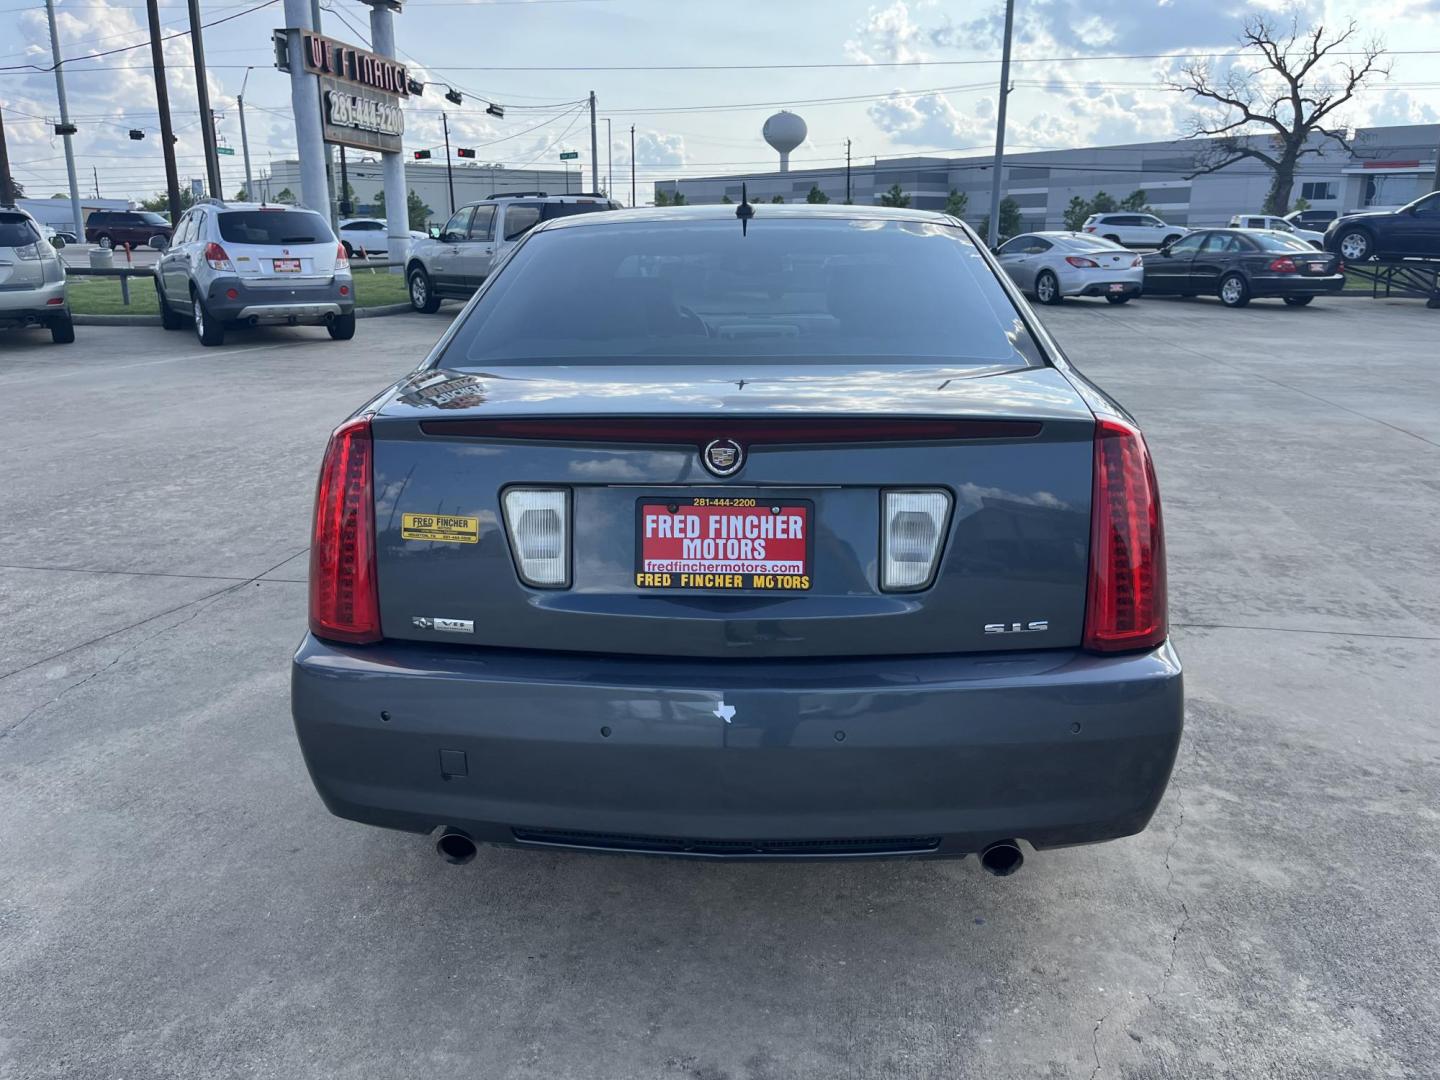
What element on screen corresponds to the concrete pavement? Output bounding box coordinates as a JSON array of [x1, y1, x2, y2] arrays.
[[1, 297, 1436, 1079]]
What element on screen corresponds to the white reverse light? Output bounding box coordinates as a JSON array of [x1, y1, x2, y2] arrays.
[[882, 490, 951, 591], [502, 488, 569, 587]]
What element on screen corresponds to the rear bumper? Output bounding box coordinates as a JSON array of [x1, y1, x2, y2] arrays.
[[1072, 280, 1143, 298], [1252, 274, 1345, 296], [205, 277, 354, 324], [0, 280, 68, 325], [291, 637, 1184, 859]]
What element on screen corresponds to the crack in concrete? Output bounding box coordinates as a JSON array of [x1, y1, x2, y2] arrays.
[[1088, 1013, 1108, 1080], [0, 548, 306, 739]]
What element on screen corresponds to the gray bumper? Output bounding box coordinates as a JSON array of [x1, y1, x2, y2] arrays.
[[206, 277, 354, 324], [292, 637, 1183, 858]]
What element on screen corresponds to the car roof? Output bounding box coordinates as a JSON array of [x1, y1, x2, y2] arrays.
[[534, 202, 962, 235]]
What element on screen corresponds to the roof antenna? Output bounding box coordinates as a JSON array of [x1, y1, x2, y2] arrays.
[[736, 182, 754, 236]]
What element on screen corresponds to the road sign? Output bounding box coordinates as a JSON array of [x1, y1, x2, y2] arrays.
[[559, 151, 579, 160], [217, 146, 235, 156]]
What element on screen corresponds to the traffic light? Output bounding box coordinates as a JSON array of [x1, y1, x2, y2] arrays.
[[414, 149, 432, 160], [444, 88, 462, 105], [457, 147, 475, 159], [128, 129, 145, 141], [486, 103, 504, 119]]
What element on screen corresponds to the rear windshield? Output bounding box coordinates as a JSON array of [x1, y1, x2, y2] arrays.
[[1060, 233, 1125, 250], [0, 215, 41, 246], [217, 210, 333, 245], [1249, 232, 1315, 252], [441, 218, 1031, 367]]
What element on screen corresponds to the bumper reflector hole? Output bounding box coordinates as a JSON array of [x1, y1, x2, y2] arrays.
[[600, 726, 612, 738]]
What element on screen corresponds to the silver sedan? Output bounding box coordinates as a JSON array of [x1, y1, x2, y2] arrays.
[[994, 231, 1146, 305]]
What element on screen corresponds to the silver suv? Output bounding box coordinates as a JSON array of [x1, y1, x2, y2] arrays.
[[153, 200, 354, 347], [405, 192, 620, 313], [0, 206, 73, 345]]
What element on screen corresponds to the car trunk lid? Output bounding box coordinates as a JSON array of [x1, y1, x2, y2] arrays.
[[367, 363, 1097, 659]]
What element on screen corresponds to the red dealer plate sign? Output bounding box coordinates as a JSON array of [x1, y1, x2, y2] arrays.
[[635, 499, 812, 592]]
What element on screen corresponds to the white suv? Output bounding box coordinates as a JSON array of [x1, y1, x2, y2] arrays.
[[405, 192, 620, 313], [1082, 213, 1185, 249]]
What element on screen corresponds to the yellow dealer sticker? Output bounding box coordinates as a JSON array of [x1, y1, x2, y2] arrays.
[[401, 513, 479, 544]]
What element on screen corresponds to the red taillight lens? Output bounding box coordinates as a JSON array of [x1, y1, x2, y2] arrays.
[[203, 242, 233, 271], [1267, 256, 1297, 272], [335, 241, 350, 270], [1083, 225, 1096, 232], [1084, 418, 1166, 653], [1065, 255, 1100, 268], [1336, 261, 1345, 273], [309, 416, 380, 644]]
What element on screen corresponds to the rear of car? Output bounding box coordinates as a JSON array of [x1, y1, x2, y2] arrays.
[[158, 203, 355, 346], [1238, 231, 1345, 303], [293, 207, 1182, 868], [998, 232, 1144, 304], [0, 209, 74, 344], [1229, 214, 1324, 249]]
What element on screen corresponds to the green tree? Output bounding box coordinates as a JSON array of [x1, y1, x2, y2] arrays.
[[274, 187, 296, 204], [375, 188, 432, 231], [1119, 189, 1152, 212], [1062, 195, 1091, 231], [878, 183, 910, 208], [140, 188, 195, 214], [654, 189, 687, 206], [769, 194, 784, 203], [942, 188, 968, 218], [997, 197, 1022, 240], [805, 185, 829, 204], [1291, 196, 1311, 212], [720, 194, 733, 204], [0, 176, 24, 200], [1089, 190, 1117, 214]]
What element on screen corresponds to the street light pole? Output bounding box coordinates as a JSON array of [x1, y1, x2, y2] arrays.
[[588, 90, 599, 195], [606, 117, 612, 197], [845, 138, 852, 204], [186, 0, 222, 199], [985, 0, 1016, 247], [43, 0, 83, 239], [238, 66, 255, 201], [630, 124, 635, 208]]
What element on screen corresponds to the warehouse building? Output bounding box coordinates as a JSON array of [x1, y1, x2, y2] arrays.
[[654, 123, 1440, 230]]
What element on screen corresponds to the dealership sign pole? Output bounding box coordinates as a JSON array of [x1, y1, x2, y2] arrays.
[[360, 0, 409, 273]]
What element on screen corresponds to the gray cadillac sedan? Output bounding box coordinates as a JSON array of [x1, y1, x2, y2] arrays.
[[292, 203, 1182, 875]]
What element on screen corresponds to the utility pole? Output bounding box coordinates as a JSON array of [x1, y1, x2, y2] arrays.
[[339, 145, 350, 216], [630, 123, 635, 207], [986, 0, 1016, 247], [588, 90, 598, 195], [186, 0, 222, 199], [145, 0, 182, 224], [845, 138, 852, 204], [44, 0, 83, 239], [238, 66, 254, 201], [92, 165, 100, 198], [0, 106, 14, 207], [442, 112, 455, 214], [606, 117, 612, 197]]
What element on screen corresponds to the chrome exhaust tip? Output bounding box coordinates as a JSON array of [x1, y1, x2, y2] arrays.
[[978, 839, 1024, 877]]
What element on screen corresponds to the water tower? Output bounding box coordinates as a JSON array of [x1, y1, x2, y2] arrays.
[[763, 111, 807, 173]]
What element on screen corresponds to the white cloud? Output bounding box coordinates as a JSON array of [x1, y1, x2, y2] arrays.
[[632, 130, 685, 166], [1362, 88, 1440, 126], [868, 89, 990, 147], [845, 1, 932, 64]]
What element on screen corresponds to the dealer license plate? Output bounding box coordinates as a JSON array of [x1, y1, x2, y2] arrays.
[[1108, 283, 1127, 293], [273, 258, 302, 272], [636, 499, 812, 591]]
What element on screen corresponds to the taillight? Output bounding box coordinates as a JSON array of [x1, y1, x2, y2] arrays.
[[1083, 419, 1166, 653], [335, 241, 350, 270], [1131, 255, 1143, 267], [309, 416, 380, 644], [203, 242, 234, 271], [1083, 225, 1096, 232], [502, 488, 569, 587], [1267, 256, 1297, 273], [1065, 255, 1100, 268], [881, 490, 951, 591], [1336, 261, 1345, 273]]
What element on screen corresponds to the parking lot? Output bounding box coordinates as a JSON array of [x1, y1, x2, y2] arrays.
[[1, 296, 1437, 1079]]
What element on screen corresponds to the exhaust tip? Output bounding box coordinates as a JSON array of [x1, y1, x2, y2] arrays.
[[435, 828, 477, 865], [978, 839, 1024, 877]]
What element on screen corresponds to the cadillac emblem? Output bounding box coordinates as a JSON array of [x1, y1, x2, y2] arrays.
[[702, 438, 744, 477]]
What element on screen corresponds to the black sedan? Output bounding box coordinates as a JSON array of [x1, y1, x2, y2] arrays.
[[1324, 191, 1440, 263], [1143, 229, 1344, 308]]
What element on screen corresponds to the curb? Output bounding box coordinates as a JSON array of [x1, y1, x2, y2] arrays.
[[73, 303, 420, 327]]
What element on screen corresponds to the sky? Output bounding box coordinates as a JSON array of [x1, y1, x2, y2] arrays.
[[2, 0, 1439, 206]]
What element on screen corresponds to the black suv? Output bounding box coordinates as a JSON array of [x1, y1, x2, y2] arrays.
[[1324, 191, 1440, 262], [84, 210, 173, 249]]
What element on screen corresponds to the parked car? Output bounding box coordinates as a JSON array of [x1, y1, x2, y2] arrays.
[[1144, 228, 1343, 307], [84, 209, 173, 249], [405, 192, 621, 312], [1323, 191, 1440, 262], [1284, 208, 1339, 230], [152, 200, 354, 346], [1081, 212, 1185, 249], [292, 203, 1182, 873], [1229, 213, 1325, 248], [994, 231, 1144, 304], [338, 217, 428, 259], [0, 207, 74, 344]]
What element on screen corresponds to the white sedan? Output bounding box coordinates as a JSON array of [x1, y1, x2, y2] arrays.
[[1228, 214, 1325, 249], [338, 218, 428, 259], [994, 232, 1146, 305]]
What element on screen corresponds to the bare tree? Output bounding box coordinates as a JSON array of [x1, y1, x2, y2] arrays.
[[1170, 17, 1388, 214]]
